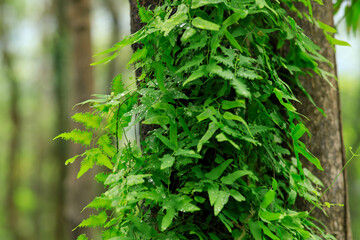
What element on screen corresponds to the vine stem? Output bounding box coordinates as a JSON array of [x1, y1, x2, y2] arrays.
[[308, 146, 360, 216]]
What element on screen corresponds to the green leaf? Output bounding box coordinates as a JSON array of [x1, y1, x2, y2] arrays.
[[214, 190, 230, 216], [197, 122, 219, 152], [218, 213, 233, 232], [154, 132, 177, 150], [162, 4, 188, 36], [229, 189, 245, 202], [55, 129, 93, 146], [65, 155, 80, 165], [295, 142, 323, 171], [230, 78, 250, 97], [325, 34, 351, 46], [224, 29, 242, 51], [249, 220, 262, 240], [260, 189, 275, 209], [215, 133, 240, 150], [127, 47, 148, 67], [208, 184, 219, 206], [197, 107, 216, 122], [96, 153, 113, 169], [221, 170, 254, 185], [205, 159, 233, 180], [176, 54, 205, 73], [291, 123, 308, 140], [318, 21, 336, 33], [84, 197, 112, 210], [161, 207, 176, 231], [175, 149, 202, 158], [160, 154, 176, 169], [192, 17, 221, 31], [181, 27, 197, 42], [76, 234, 88, 240], [72, 113, 102, 129], [142, 116, 170, 125], [191, 0, 226, 9], [126, 174, 152, 186], [77, 156, 94, 178], [77, 211, 108, 229], [153, 62, 167, 92], [127, 215, 156, 239], [223, 11, 248, 28], [259, 222, 280, 240], [183, 65, 207, 86], [221, 100, 245, 110], [259, 209, 283, 221]]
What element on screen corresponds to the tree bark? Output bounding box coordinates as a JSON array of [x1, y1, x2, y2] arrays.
[[292, 1, 351, 239], [66, 0, 97, 239], [52, 0, 70, 239], [129, 0, 160, 141]]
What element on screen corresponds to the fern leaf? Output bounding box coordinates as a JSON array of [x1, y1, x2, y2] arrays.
[[72, 113, 102, 129], [212, 55, 234, 68], [230, 78, 251, 98], [236, 68, 262, 80], [77, 156, 94, 178], [76, 234, 88, 240], [84, 197, 112, 210], [65, 155, 80, 165], [176, 54, 205, 73], [55, 129, 93, 146], [77, 212, 108, 229], [97, 135, 116, 157], [96, 153, 113, 170]]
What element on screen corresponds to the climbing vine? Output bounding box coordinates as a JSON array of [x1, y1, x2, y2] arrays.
[[56, 0, 347, 239]]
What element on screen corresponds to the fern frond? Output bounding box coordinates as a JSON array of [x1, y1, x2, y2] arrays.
[[54, 129, 93, 146], [72, 112, 102, 129]]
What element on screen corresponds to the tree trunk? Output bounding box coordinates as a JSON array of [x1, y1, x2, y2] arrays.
[[52, 0, 70, 239], [128, 1, 351, 238], [129, 0, 160, 141], [293, 1, 351, 239], [66, 0, 97, 239], [0, 2, 21, 239]]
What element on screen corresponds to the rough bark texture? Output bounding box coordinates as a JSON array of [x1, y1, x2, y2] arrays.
[[66, 0, 97, 239], [292, 1, 351, 239]]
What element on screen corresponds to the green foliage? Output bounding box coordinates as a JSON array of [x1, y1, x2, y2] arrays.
[[55, 0, 348, 239]]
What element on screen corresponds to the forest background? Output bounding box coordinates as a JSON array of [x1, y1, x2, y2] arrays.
[[0, 0, 359, 239]]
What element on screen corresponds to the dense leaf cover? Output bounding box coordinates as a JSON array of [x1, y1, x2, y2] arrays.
[[56, 0, 345, 239]]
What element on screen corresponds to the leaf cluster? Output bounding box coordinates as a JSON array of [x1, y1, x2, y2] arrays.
[[56, 0, 344, 239]]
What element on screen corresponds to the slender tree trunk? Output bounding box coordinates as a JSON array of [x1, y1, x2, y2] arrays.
[[66, 0, 97, 239], [292, 1, 351, 239], [104, 0, 120, 91], [53, 0, 69, 239], [0, 2, 21, 240]]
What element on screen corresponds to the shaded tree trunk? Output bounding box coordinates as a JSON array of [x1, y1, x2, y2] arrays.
[[52, 0, 70, 239], [0, 2, 21, 240], [129, 0, 160, 141], [292, 1, 351, 239], [66, 0, 97, 239]]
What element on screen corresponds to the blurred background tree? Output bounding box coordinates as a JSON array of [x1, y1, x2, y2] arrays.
[[0, 0, 359, 239]]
